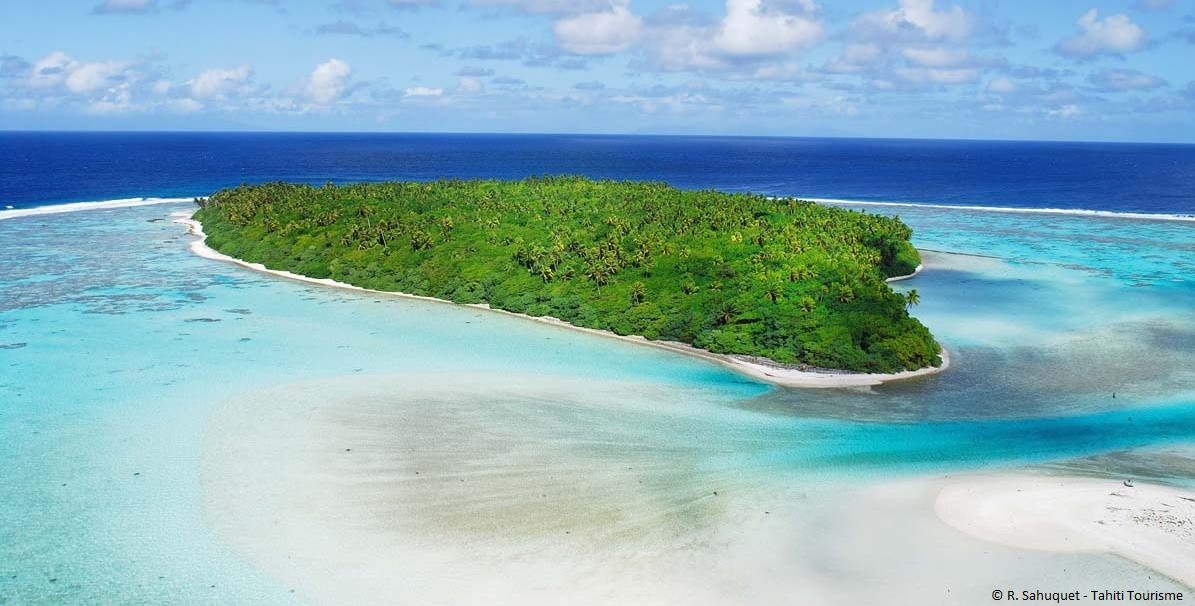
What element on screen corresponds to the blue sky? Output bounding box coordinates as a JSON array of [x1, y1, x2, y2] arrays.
[[1, 0, 1193, 141]]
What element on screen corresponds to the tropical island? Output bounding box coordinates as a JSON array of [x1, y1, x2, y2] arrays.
[[193, 177, 941, 375]]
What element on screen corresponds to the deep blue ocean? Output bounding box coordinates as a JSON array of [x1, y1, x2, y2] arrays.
[[2, 131, 1195, 603], [2, 131, 1193, 214]]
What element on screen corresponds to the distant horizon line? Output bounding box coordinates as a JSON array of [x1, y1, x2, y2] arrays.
[[1, 129, 1192, 147]]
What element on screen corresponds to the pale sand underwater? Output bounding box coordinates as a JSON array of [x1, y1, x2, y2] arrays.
[[165, 204, 1195, 603], [202, 374, 1191, 604]]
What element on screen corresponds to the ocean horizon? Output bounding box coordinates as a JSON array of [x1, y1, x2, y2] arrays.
[[2, 132, 1193, 603], [3, 132, 1194, 216]]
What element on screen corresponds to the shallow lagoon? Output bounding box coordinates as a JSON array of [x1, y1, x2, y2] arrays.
[[1, 201, 1193, 603]]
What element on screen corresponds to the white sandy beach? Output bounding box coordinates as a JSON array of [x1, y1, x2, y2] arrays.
[[174, 211, 948, 389], [0, 197, 191, 221], [936, 473, 1195, 589], [201, 373, 1191, 606]]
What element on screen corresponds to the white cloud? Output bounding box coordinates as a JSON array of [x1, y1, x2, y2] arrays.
[[305, 58, 352, 104], [712, 0, 822, 57], [781, 93, 860, 117], [553, 2, 643, 55], [169, 98, 204, 113], [387, 0, 439, 8], [1133, 0, 1175, 11], [1087, 68, 1165, 91], [894, 66, 976, 84], [895, 0, 971, 40], [189, 65, 252, 99], [86, 82, 136, 114], [65, 60, 129, 93], [901, 46, 969, 68], [855, 0, 973, 42], [823, 43, 883, 73], [1046, 104, 1081, 119], [986, 76, 1016, 94], [469, 0, 611, 14], [1056, 9, 1145, 58], [93, 0, 157, 14], [28, 52, 131, 95], [29, 52, 77, 88], [822, 0, 985, 89], [456, 77, 484, 94], [642, 0, 824, 76], [403, 86, 444, 97]]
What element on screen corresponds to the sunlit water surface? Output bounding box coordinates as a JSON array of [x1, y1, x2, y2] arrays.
[[1, 202, 1192, 603]]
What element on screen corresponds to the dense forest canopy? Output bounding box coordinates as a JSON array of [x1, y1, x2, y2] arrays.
[[195, 177, 940, 373]]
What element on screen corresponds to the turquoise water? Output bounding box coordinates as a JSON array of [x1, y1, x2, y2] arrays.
[[1, 201, 1194, 603]]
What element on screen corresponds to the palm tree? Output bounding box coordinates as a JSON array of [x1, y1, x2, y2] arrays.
[[630, 282, 646, 305], [765, 282, 781, 303], [716, 303, 737, 326], [905, 289, 920, 309], [584, 262, 609, 291]]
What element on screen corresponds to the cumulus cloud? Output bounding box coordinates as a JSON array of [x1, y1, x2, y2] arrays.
[[1132, 0, 1175, 11], [1046, 104, 1081, 119], [986, 76, 1016, 94], [468, 0, 611, 14], [853, 0, 973, 43], [1056, 9, 1146, 58], [823, 43, 883, 74], [901, 46, 970, 68], [1086, 68, 1165, 92], [553, 2, 643, 55], [447, 37, 588, 70], [0, 55, 32, 79], [305, 58, 352, 104], [641, 0, 824, 76], [29, 52, 78, 89], [712, 0, 822, 57], [93, 0, 157, 14], [387, 0, 440, 9], [455, 66, 494, 77], [893, 66, 976, 84], [168, 97, 204, 113], [403, 86, 444, 97], [456, 77, 484, 94], [86, 83, 136, 114], [189, 65, 252, 99], [819, 0, 994, 91], [28, 52, 131, 93], [65, 60, 130, 93], [314, 20, 409, 38]]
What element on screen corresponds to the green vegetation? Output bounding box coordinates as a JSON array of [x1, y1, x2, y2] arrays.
[[195, 177, 940, 373]]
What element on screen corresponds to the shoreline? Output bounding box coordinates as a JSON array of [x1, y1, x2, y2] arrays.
[[806, 197, 1195, 223], [935, 473, 1195, 589], [0, 197, 192, 221], [175, 211, 948, 389], [886, 263, 923, 282]]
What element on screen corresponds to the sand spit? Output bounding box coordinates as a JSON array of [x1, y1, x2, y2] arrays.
[[0, 197, 192, 221], [936, 473, 1195, 589]]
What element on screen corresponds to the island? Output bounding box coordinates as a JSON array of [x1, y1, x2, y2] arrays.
[[192, 177, 942, 376]]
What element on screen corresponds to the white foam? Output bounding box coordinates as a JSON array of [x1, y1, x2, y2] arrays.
[[802, 197, 1195, 223], [0, 197, 195, 221]]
